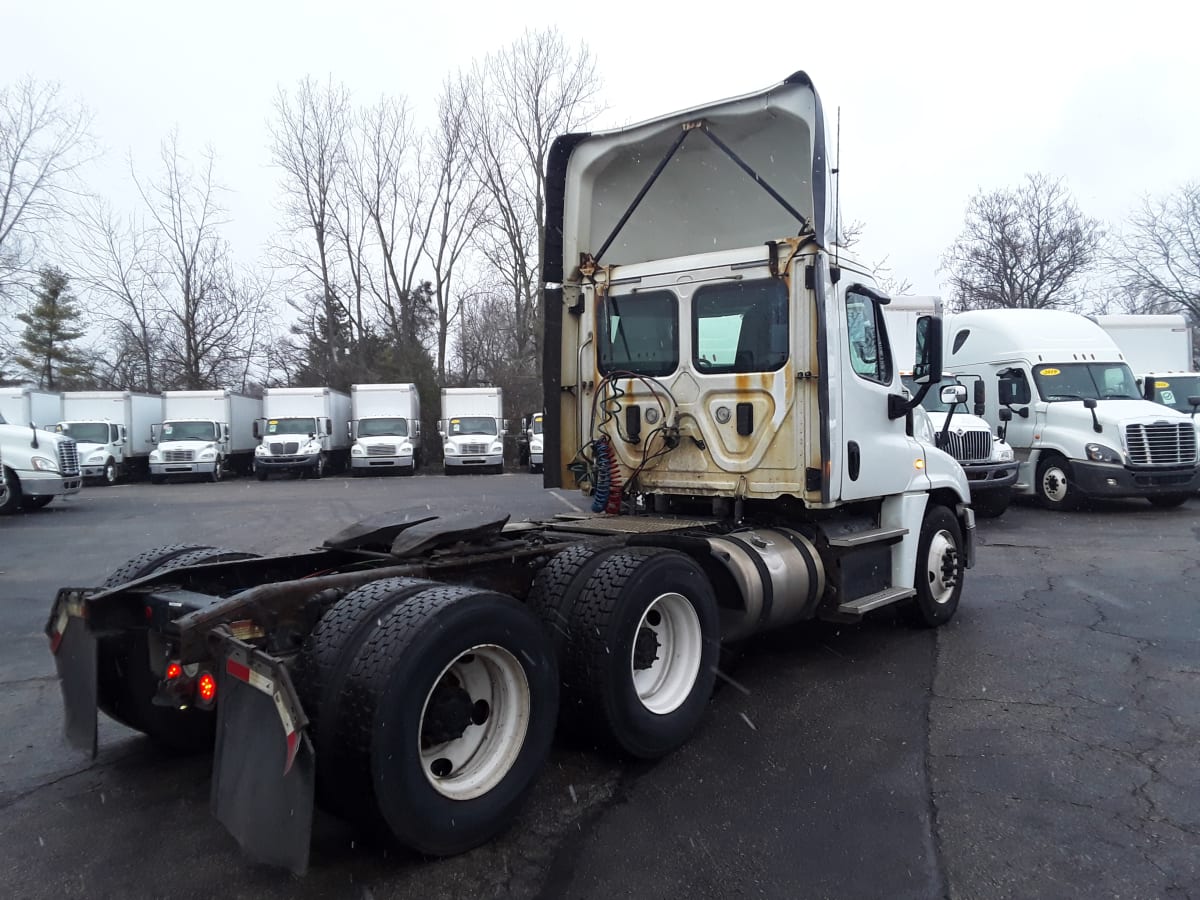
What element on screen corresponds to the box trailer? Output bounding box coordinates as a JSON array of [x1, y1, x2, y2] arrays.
[[0, 387, 62, 430]]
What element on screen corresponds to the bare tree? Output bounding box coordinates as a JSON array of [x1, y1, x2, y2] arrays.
[[270, 77, 352, 378], [941, 173, 1101, 311], [1110, 183, 1200, 323], [463, 28, 602, 377], [423, 77, 486, 380], [0, 78, 93, 306]]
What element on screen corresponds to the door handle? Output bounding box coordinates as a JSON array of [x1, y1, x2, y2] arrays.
[[848, 441, 860, 481]]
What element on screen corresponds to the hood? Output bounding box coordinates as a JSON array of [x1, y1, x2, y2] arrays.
[[0, 423, 69, 446], [263, 432, 318, 443], [157, 438, 216, 451], [546, 71, 830, 283], [75, 441, 107, 456], [1046, 398, 1192, 429], [926, 411, 993, 434]]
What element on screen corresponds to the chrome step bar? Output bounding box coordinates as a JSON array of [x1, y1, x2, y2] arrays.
[[837, 586, 916, 616]]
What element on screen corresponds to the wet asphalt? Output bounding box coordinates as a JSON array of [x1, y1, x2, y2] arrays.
[[0, 475, 1196, 899]]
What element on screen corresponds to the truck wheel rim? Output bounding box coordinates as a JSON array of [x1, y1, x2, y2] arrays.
[[926, 531, 958, 605], [105, 462, 116, 484], [417, 644, 530, 801], [1042, 466, 1068, 502], [630, 592, 703, 715]]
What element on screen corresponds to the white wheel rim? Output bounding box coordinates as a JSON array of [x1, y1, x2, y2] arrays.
[[418, 644, 530, 801], [1042, 466, 1068, 502], [630, 592, 703, 715], [926, 531, 958, 605]]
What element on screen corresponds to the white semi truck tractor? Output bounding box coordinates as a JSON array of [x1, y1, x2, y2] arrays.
[[57, 391, 161, 485], [150, 391, 261, 483], [254, 387, 352, 480], [46, 71, 974, 875], [348, 383, 422, 476], [0, 390, 81, 514]]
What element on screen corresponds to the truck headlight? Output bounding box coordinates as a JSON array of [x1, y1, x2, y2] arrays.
[[150, 450, 161, 461], [1085, 443, 1122, 464], [199, 449, 216, 460], [31, 455, 59, 472], [444, 442, 457, 455], [992, 442, 1014, 462], [490, 442, 503, 454], [255, 444, 268, 455], [351, 443, 365, 456], [400, 443, 413, 455], [530, 440, 543, 453], [302, 441, 322, 455], [86, 451, 107, 464]]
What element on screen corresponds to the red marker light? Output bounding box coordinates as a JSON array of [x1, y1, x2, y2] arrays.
[[144, 605, 153, 621], [197, 673, 217, 703], [165, 663, 182, 681]]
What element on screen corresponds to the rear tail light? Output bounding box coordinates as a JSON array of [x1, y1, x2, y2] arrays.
[[165, 663, 183, 681], [196, 672, 217, 705]]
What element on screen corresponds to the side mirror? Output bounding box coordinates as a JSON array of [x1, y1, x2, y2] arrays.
[[1188, 396, 1200, 418], [252, 419, 262, 439], [150, 424, 160, 443], [325, 418, 333, 436], [940, 384, 968, 406], [998, 408, 1013, 422], [222, 424, 230, 441], [437, 422, 446, 438], [973, 381, 986, 417], [1083, 398, 1097, 410], [347, 422, 354, 440], [912, 316, 943, 385]]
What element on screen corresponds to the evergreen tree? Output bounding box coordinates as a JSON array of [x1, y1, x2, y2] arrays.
[[15, 267, 88, 389]]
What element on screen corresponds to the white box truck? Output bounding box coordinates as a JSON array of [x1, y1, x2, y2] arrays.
[[0, 406, 81, 515], [440, 387, 505, 474], [0, 387, 62, 429], [57, 391, 161, 484], [49, 71, 978, 874], [1094, 313, 1200, 417], [348, 383, 422, 476], [945, 309, 1200, 509], [884, 297, 1018, 517], [150, 390, 261, 483], [254, 387, 351, 480]]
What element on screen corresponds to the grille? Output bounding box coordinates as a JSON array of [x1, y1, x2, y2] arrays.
[[164, 449, 195, 463], [57, 439, 80, 476], [269, 442, 300, 455], [936, 430, 992, 464], [367, 444, 397, 456], [1125, 423, 1197, 466], [461, 442, 490, 455]]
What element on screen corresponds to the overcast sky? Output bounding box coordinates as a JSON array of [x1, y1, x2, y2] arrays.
[[3, 0, 1198, 298]]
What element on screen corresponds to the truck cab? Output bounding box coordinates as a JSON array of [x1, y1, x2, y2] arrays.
[[517, 412, 544, 473], [150, 418, 228, 483], [254, 387, 351, 480], [57, 420, 126, 484], [440, 388, 505, 474], [0, 410, 82, 514], [349, 383, 422, 475], [946, 309, 1200, 509]]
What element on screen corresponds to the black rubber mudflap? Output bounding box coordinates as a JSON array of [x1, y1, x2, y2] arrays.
[[211, 671, 315, 874], [53, 614, 98, 757]]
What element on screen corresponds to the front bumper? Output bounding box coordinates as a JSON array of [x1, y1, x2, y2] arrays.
[[151, 461, 218, 476], [1071, 460, 1200, 497], [21, 470, 83, 498], [351, 456, 413, 470], [445, 453, 503, 469], [962, 460, 1019, 494], [255, 455, 320, 473], [530, 451, 544, 466]]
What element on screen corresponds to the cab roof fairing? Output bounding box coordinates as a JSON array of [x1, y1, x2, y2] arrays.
[[544, 71, 831, 285]]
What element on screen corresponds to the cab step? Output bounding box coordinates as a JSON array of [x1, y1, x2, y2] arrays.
[[836, 586, 916, 616], [827, 527, 908, 549]]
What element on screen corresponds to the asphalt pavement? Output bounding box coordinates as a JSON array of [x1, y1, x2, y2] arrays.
[[0, 474, 1196, 899]]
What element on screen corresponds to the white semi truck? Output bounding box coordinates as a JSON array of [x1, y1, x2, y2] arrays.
[[47, 71, 975, 875], [57, 391, 161, 484], [254, 387, 352, 480], [0, 396, 82, 515], [1094, 313, 1200, 417], [348, 383, 422, 476], [150, 391, 261, 483], [945, 309, 1200, 508], [440, 387, 505, 474]]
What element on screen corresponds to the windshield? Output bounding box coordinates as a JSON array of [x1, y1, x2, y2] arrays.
[[60, 422, 110, 444], [532, 416, 543, 435], [1147, 375, 1200, 413], [266, 417, 317, 435], [448, 416, 497, 436], [358, 417, 408, 438], [598, 290, 678, 377], [1032, 363, 1140, 401], [162, 421, 216, 441]]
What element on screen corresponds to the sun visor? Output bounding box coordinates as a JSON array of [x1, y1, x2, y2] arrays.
[[546, 71, 830, 283]]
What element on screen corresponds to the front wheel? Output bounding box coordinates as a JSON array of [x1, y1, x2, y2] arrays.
[[102, 458, 118, 485], [1147, 493, 1190, 509], [254, 466, 268, 482], [1036, 454, 1082, 511], [0, 468, 24, 515], [906, 505, 964, 628], [208, 458, 223, 483], [312, 454, 326, 479]]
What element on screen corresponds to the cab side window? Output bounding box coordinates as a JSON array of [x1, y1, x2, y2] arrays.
[[845, 290, 892, 384]]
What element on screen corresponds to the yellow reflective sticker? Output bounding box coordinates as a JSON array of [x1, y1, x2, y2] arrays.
[[268, 420, 278, 424], [1040, 367, 1061, 376], [1155, 380, 1170, 388]]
